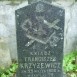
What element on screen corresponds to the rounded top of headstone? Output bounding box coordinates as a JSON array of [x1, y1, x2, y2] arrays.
[[28, 0, 52, 4]]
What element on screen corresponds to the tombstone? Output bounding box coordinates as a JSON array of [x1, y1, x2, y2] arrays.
[[15, 0, 65, 77], [28, 0, 52, 4]]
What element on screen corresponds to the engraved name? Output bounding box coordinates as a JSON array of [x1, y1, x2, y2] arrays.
[[20, 62, 61, 69]]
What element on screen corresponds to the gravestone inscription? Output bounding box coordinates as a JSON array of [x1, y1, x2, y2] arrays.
[[15, 1, 65, 77]]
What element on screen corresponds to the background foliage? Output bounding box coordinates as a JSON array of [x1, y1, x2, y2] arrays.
[[0, 61, 18, 77], [63, 51, 77, 72], [63, 51, 77, 77]]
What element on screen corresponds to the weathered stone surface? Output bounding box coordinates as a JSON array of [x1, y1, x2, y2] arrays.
[[0, 0, 77, 69], [71, 2, 77, 50], [0, 23, 11, 67], [0, 4, 18, 60], [28, 0, 52, 4], [0, 39, 11, 67], [52, 1, 77, 54], [0, 1, 29, 64], [16, 1, 64, 77]]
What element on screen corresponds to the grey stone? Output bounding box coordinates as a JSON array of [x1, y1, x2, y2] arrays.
[[0, 23, 11, 67], [16, 1, 64, 77], [0, 5, 18, 60], [28, 0, 52, 4], [0, 39, 11, 67]]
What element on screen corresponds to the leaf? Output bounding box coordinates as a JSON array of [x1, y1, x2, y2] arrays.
[[63, 51, 77, 72], [6, 75, 9, 77], [0, 62, 18, 77], [1, 74, 6, 77]]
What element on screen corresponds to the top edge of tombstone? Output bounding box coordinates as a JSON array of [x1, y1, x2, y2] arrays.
[[15, 1, 64, 12], [28, 0, 52, 4]]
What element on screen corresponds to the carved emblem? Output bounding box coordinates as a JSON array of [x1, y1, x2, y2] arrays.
[[20, 2, 64, 47], [36, 3, 45, 12], [21, 16, 61, 47]]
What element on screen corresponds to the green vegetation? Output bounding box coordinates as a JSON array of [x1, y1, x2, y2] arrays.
[[0, 61, 18, 77], [63, 51, 77, 77], [0, 51, 77, 77]]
